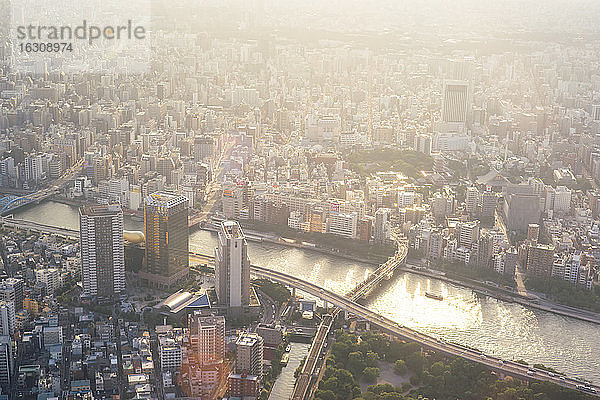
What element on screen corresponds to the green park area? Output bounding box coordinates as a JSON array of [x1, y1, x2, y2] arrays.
[[312, 330, 593, 400], [346, 149, 434, 179]]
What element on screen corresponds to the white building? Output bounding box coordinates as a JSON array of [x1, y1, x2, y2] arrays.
[[215, 221, 250, 308], [159, 337, 182, 371], [305, 114, 341, 141], [456, 221, 480, 248], [465, 187, 480, 214], [288, 211, 308, 231], [327, 212, 358, 239], [0, 302, 15, 337], [24, 153, 44, 182], [545, 186, 571, 214], [374, 208, 391, 243], [36, 268, 61, 296], [398, 190, 417, 208], [235, 333, 263, 377], [98, 178, 129, 206]]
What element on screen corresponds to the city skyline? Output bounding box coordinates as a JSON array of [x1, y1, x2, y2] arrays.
[[2, 1, 600, 399]]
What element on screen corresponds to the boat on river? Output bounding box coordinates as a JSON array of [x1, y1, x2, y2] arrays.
[[425, 292, 444, 301]]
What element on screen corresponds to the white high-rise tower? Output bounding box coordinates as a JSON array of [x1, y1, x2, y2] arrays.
[[215, 221, 251, 308]]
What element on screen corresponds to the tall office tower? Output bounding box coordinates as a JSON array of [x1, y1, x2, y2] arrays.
[[442, 80, 471, 131], [0, 336, 12, 392], [235, 333, 263, 377], [215, 221, 251, 308], [0, 302, 15, 336], [465, 186, 480, 214], [142, 192, 189, 289], [374, 208, 391, 243], [0, 278, 24, 312], [526, 243, 554, 278], [503, 192, 541, 232], [194, 135, 215, 160], [480, 190, 497, 219], [187, 313, 225, 365], [79, 204, 125, 299], [527, 223, 540, 243], [456, 220, 480, 248], [180, 312, 226, 399]]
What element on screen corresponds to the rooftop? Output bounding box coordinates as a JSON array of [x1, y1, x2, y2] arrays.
[[79, 204, 122, 217], [236, 333, 262, 347], [222, 220, 245, 239], [144, 192, 188, 208]]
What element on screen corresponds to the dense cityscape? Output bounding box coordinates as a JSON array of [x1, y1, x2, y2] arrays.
[[1, 0, 600, 399]]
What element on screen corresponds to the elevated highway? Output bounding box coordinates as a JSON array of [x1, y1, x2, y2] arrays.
[[1, 219, 598, 396], [0, 217, 79, 238], [251, 264, 599, 396], [288, 229, 408, 400]]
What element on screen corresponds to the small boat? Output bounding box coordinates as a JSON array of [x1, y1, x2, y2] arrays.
[[425, 292, 443, 301], [286, 344, 291, 352]]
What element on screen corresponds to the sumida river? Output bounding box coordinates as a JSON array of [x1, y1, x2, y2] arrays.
[[13, 201, 600, 382]]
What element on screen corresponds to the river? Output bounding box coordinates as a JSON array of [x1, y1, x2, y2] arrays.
[[12, 201, 600, 383]]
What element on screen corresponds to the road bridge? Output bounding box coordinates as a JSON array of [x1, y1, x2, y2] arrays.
[[1, 219, 597, 396], [0, 160, 83, 216], [288, 229, 408, 399], [251, 264, 599, 396]]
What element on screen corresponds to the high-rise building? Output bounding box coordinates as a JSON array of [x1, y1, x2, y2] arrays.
[[527, 224, 540, 243], [0, 302, 15, 337], [456, 220, 480, 248], [374, 208, 391, 243], [187, 313, 225, 365], [480, 191, 497, 218], [432, 192, 453, 222], [159, 336, 182, 371], [0, 336, 13, 392], [0, 278, 24, 313], [227, 373, 260, 398], [544, 185, 572, 214], [465, 186, 480, 214], [442, 80, 471, 128], [35, 268, 61, 297], [592, 104, 600, 121], [194, 135, 215, 160], [327, 211, 358, 239], [142, 192, 189, 289], [503, 247, 519, 277], [215, 221, 251, 308], [179, 313, 226, 399], [235, 333, 263, 377], [503, 193, 541, 232], [414, 133, 432, 155], [526, 243, 554, 278], [79, 204, 125, 299], [358, 217, 373, 242]]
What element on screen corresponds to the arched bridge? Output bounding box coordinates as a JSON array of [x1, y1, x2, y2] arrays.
[[0, 160, 83, 216], [0, 195, 35, 215]]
